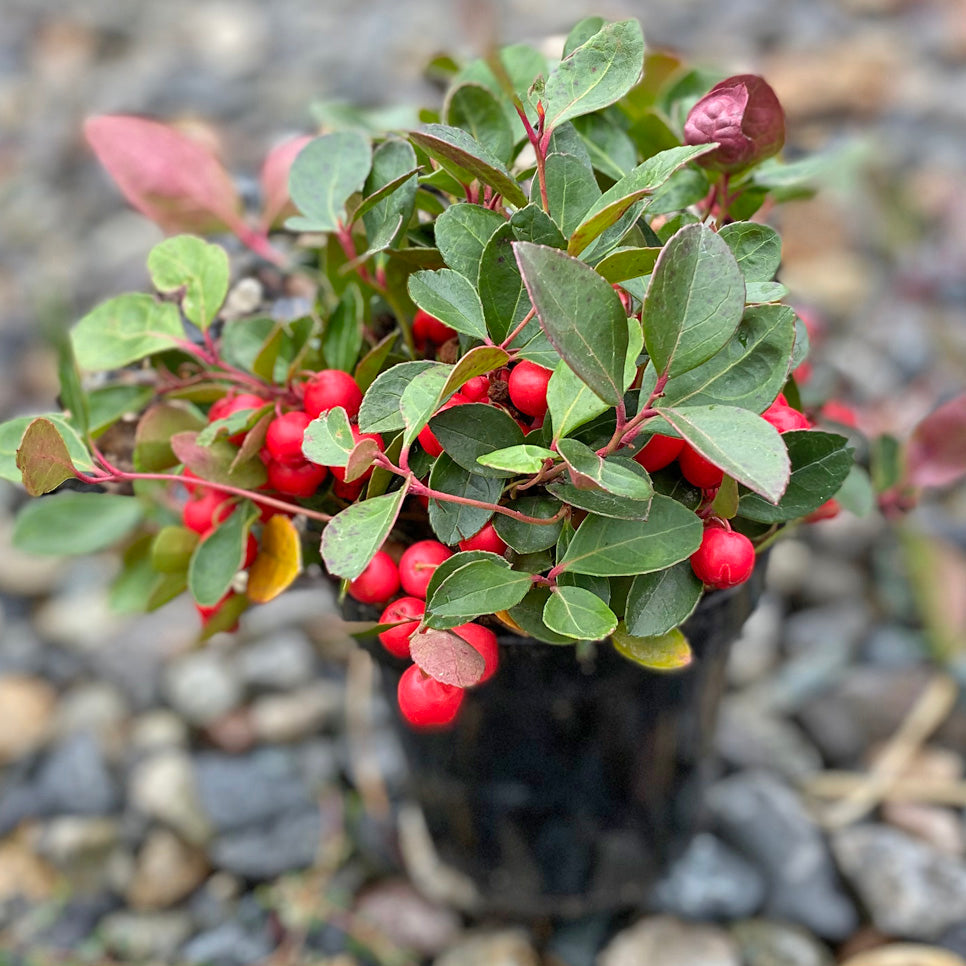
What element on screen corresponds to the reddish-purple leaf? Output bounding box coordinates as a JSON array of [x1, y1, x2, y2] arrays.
[[905, 394, 966, 489], [258, 134, 314, 231], [409, 626, 485, 688], [683, 75, 785, 174], [84, 115, 246, 236], [170, 431, 267, 489], [16, 418, 80, 496]]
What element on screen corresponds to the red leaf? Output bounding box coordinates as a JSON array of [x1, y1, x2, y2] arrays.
[[905, 394, 966, 490], [409, 627, 485, 688], [84, 115, 246, 236], [259, 134, 314, 231]]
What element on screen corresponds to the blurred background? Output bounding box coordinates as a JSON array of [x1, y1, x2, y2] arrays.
[[1, 0, 966, 963]]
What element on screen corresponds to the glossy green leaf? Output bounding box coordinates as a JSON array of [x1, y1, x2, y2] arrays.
[[109, 534, 158, 614], [556, 439, 653, 500], [320, 484, 408, 580], [543, 585, 617, 640], [426, 558, 531, 624], [400, 365, 453, 447], [573, 113, 637, 180], [71, 294, 184, 371], [188, 505, 256, 606], [434, 203, 504, 282], [13, 493, 143, 556], [302, 406, 355, 468], [718, 222, 782, 282], [358, 361, 443, 434], [612, 624, 692, 670], [354, 332, 396, 393], [509, 204, 568, 250], [477, 444, 556, 474], [558, 494, 702, 576], [55, 333, 89, 438], [322, 286, 364, 373], [542, 20, 645, 133], [147, 235, 229, 331], [478, 224, 532, 343], [430, 401, 524, 479], [360, 138, 418, 251], [540, 153, 601, 238], [593, 246, 661, 283], [444, 83, 514, 163], [408, 268, 488, 340], [286, 131, 372, 232], [493, 495, 563, 553], [642, 223, 746, 378], [547, 363, 609, 441], [625, 561, 703, 638], [548, 480, 652, 520], [427, 455, 502, 545], [738, 429, 852, 523], [508, 586, 578, 644], [514, 242, 627, 405]]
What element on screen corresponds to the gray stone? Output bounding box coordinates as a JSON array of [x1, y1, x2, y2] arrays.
[[0, 621, 43, 675], [435, 928, 541, 966], [652, 833, 766, 920], [598, 915, 739, 966], [708, 771, 858, 940], [35, 732, 119, 815], [250, 681, 342, 742], [237, 629, 316, 690], [208, 807, 323, 878], [163, 649, 244, 725], [187, 872, 242, 931], [783, 601, 872, 655], [129, 749, 211, 844], [53, 681, 129, 760], [295, 738, 340, 790], [100, 909, 193, 961], [832, 824, 966, 940], [726, 594, 783, 687], [181, 920, 274, 966], [730, 919, 834, 966], [33, 893, 120, 951]]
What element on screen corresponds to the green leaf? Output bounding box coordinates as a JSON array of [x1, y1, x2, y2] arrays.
[[320, 484, 408, 580], [573, 113, 638, 180], [547, 480, 652, 520], [87, 385, 153, 436], [71, 294, 184, 371], [657, 405, 790, 504], [134, 403, 206, 472], [477, 444, 556, 474], [151, 525, 199, 573], [302, 406, 355, 468], [322, 286, 364, 373], [109, 534, 158, 614], [15, 418, 80, 495], [440, 345, 509, 399], [426, 558, 531, 625], [400, 365, 454, 447], [354, 333, 396, 393], [661, 304, 796, 412], [478, 224, 532, 343], [612, 624, 692, 670], [443, 83, 514, 163], [434, 203, 505, 281], [542, 20, 646, 132], [427, 455, 502, 545], [738, 429, 852, 523], [188, 505, 256, 606], [543, 585, 617, 639], [492, 495, 563, 553], [56, 335, 89, 437], [424, 549, 503, 601], [286, 131, 372, 232], [147, 235, 229, 331], [718, 222, 782, 282], [547, 363, 609, 441], [568, 145, 716, 256], [563, 16, 606, 57], [625, 562, 703, 638], [12, 493, 143, 556], [408, 268, 488, 340], [509, 204, 568, 250], [556, 439, 653, 500], [0, 414, 93, 484], [360, 138, 418, 251], [593, 246, 661, 283], [169, 432, 267, 490], [514, 242, 627, 405], [745, 282, 788, 304], [558, 494, 702, 576], [358, 361, 443, 434], [409, 124, 527, 207], [642, 223, 746, 378], [540, 153, 601, 238], [508, 586, 578, 644], [430, 401, 524, 479]]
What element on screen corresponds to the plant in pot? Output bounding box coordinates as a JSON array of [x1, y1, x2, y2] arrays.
[[1, 17, 859, 917]]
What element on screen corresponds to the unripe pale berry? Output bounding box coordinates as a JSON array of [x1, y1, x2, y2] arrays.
[[265, 411, 312, 466], [507, 360, 552, 418], [399, 540, 452, 599], [633, 433, 684, 472], [452, 622, 499, 683], [396, 664, 464, 729], [458, 522, 507, 555], [378, 597, 425, 658], [690, 526, 756, 589], [303, 370, 363, 420], [678, 444, 724, 489], [347, 550, 400, 605]]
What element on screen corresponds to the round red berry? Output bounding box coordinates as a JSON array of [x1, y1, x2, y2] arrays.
[[398, 540, 453, 599], [265, 411, 312, 465], [459, 376, 489, 402], [458, 522, 507, 555], [678, 444, 724, 489], [330, 425, 383, 483], [805, 498, 841, 522], [452, 622, 499, 683], [303, 370, 363, 420], [412, 309, 457, 349], [690, 526, 756, 589], [633, 433, 685, 472], [331, 477, 365, 501], [243, 532, 258, 568], [183, 490, 233, 534], [208, 393, 267, 443], [507, 361, 553, 418], [378, 597, 426, 658], [265, 458, 328, 498], [347, 550, 400, 605], [396, 664, 465, 729], [761, 400, 811, 433]]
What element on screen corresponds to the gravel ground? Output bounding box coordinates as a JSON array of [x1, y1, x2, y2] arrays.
[[2, 0, 966, 963]]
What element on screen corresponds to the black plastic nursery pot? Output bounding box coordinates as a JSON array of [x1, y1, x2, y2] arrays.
[[354, 562, 766, 919]]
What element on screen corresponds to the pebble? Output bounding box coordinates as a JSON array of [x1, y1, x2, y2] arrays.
[[652, 832, 767, 921], [32, 893, 120, 951], [100, 909, 194, 961], [0, 835, 58, 903], [208, 807, 324, 879], [0, 620, 43, 675], [0, 674, 56, 764], [52, 681, 129, 760], [126, 828, 209, 909], [237, 629, 317, 690], [187, 871, 242, 931], [180, 919, 275, 966], [354, 879, 462, 956], [250, 680, 343, 742], [731, 919, 835, 966], [598, 915, 740, 966], [128, 709, 190, 754], [435, 928, 542, 966], [34, 732, 119, 815], [0, 522, 66, 596], [34, 816, 120, 892], [129, 749, 211, 845], [726, 594, 783, 687], [882, 802, 965, 855], [832, 824, 966, 940], [708, 771, 858, 940], [163, 649, 244, 726]]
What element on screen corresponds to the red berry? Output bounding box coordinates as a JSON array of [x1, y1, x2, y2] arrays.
[[398, 540, 453, 599], [331, 477, 365, 501], [821, 401, 858, 428], [416, 394, 468, 458], [208, 393, 267, 443], [690, 526, 756, 589], [412, 309, 456, 349], [183, 490, 233, 534], [180, 467, 203, 497], [794, 360, 813, 385], [633, 433, 684, 472], [459, 376, 489, 402], [678, 444, 724, 489], [243, 532, 258, 568], [303, 370, 363, 420], [507, 360, 552, 418], [378, 597, 426, 658], [396, 664, 464, 729], [452, 622, 499, 683], [347, 550, 400, 605], [458, 522, 507, 555], [265, 458, 328, 498], [265, 411, 312, 465], [761, 400, 811, 433], [805, 498, 841, 522], [330, 425, 383, 483]]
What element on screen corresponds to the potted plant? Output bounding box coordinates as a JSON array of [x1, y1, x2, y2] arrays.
[[1, 17, 859, 916]]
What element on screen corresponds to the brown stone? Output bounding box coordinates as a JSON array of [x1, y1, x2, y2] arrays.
[[126, 829, 209, 909], [0, 675, 57, 764]]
